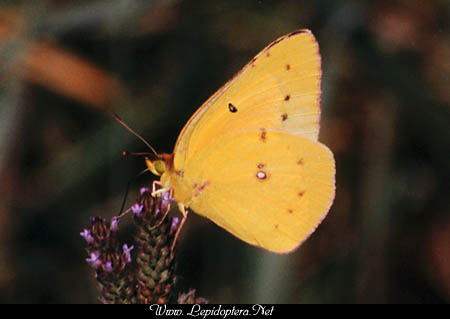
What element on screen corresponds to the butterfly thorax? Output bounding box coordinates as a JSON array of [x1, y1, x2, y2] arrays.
[[161, 169, 192, 207]]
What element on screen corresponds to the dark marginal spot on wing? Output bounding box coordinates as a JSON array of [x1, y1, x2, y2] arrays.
[[288, 209, 294, 214], [274, 224, 279, 229], [266, 51, 271, 57], [284, 95, 290, 101], [228, 103, 238, 113], [297, 158, 304, 166], [263, 29, 309, 55], [289, 29, 308, 37], [266, 35, 287, 51], [286, 64, 291, 70], [298, 191, 305, 198], [281, 113, 288, 121], [260, 128, 267, 142]]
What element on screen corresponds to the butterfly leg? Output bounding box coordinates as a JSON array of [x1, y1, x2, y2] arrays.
[[170, 203, 189, 255], [151, 180, 170, 196], [147, 180, 173, 230]]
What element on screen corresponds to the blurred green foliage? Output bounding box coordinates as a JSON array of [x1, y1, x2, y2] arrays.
[[0, 0, 449, 303]]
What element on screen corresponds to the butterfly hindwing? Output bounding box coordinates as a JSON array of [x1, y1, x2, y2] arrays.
[[180, 129, 335, 253]]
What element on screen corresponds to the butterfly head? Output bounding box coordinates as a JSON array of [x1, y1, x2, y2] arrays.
[[145, 153, 174, 177]]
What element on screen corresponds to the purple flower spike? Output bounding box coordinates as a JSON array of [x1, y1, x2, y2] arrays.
[[86, 252, 102, 268], [110, 216, 120, 232], [131, 203, 144, 216], [123, 244, 134, 263], [140, 187, 149, 195], [80, 229, 95, 244]]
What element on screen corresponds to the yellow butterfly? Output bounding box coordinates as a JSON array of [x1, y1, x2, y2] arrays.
[[140, 29, 335, 253]]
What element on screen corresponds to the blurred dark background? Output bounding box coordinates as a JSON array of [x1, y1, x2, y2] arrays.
[[0, 0, 448, 303]]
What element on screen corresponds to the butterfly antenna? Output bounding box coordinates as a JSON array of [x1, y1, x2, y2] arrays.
[[122, 151, 154, 157], [113, 113, 158, 158]]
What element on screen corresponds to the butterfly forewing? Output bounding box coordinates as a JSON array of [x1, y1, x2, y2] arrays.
[[173, 30, 322, 172]]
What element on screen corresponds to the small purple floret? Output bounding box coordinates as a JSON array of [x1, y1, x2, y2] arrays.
[[86, 252, 102, 268], [110, 216, 120, 232], [123, 244, 134, 263], [80, 229, 95, 244], [131, 203, 144, 216], [104, 261, 113, 273], [170, 217, 180, 234], [161, 191, 175, 211]]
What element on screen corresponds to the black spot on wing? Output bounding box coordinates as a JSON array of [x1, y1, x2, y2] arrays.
[[228, 103, 238, 113]]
